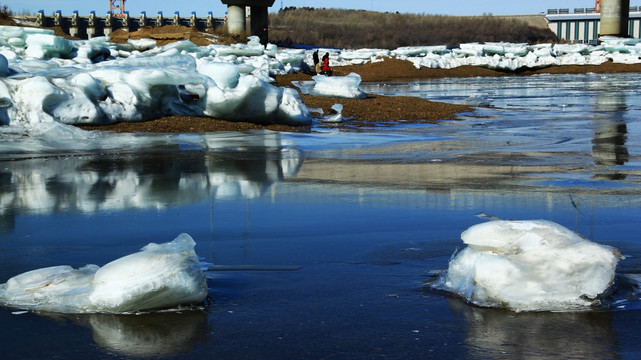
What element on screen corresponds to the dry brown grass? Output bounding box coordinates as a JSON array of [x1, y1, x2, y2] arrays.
[[269, 8, 557, 48], [0, 3, 11, 19]]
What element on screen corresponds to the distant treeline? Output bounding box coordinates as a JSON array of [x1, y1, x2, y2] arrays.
[[269, 8, 558, 49], [0, 4, 12, 19]]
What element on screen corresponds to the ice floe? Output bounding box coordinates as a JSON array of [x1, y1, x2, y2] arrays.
[[0, 233, 208, 314], [396, 38, 641, 71], [432, 220, 622, 312], [321, 103, 345, 123], [294, 72, 367, 99]]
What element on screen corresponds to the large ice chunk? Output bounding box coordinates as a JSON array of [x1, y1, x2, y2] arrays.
[[203, 74, 311, 125], [128, 38, 158, 51], [308, 73, 367, 99], [392, 46, 447, 57], [212, 37, 265, 57], [277, 87, 313, 125], [434, 220, 621, 312], [25, 33, 74, 59], [276, 48, 306, 67], [0, 233, 208, 314], [12, 76, 69, 125], [342, 48, 391, 60], [198, 62, 239, 89]]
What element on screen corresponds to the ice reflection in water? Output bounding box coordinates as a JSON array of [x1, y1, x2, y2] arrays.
[[42, 311, 208, 357], [0, 133, 303, 219], [448, 299, 618, 359]]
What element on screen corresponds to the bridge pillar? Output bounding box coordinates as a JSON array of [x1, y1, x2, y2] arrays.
[[140, 11, 147, 27], [600, 0, 630, 37], [173, 11, 181, 26], [226, 5, 246, 34], [122, 11, 130, 32], [156, 11, 164, 27], [54, 10, 62, 26], [249, 6, 269, 36], [70, 10, 79, 38], [221, 1, 275, 36], [36, 10, 44, 26], [87, 11, 96, 38], [104, 12, 113, 36], [206, 11, 215, 31]]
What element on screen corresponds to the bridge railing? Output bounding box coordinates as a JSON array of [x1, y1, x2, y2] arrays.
[[548, 6, 639, 15]]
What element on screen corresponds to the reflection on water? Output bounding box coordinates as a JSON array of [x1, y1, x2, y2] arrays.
[[448, 299, 618, 359], [46, 311, 208, 357], [0, 133, 303, 234], [592, 88, 629, 180], [88, 312, 208, 357], [361, 73, 641, 112], [362, 73, 641, 191]]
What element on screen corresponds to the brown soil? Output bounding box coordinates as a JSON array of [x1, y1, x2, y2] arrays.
[[108, 25, 241, 47], [77, 93, 473, 134], [0, 18, 17, 26], [300, 94, 472, 125], [276, 57, 641, 85], [78, 115, 308, 133]]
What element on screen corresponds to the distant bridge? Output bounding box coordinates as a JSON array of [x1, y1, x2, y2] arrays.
[[10, 1, 276, 41], [13, 10, 225, 39]]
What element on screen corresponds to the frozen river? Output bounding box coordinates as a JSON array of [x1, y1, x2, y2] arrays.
[[1, 73, 641, 359]]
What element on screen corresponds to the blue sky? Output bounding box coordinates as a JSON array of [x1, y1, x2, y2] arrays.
[[3, 1, 631, 17]]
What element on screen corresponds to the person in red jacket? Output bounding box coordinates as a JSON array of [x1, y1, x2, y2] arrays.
[[321, 52, 332, 76]]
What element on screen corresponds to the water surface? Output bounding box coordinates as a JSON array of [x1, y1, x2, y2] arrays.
[[1, 73, 641, 359]]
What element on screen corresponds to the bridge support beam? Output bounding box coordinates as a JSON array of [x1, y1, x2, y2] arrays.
[[600, 0, 630, 37], [226, 5, 246, 34], [249, 6, 269, 36], [221, 0, 274, 36]]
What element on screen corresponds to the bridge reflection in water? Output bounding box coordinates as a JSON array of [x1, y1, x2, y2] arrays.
[[592, 85, 629, 180]]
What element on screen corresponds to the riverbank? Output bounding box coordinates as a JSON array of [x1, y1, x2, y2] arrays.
[[79, 58, 641, 133]]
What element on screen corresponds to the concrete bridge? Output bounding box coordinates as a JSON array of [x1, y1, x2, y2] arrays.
[[15, 10, 224, 39], [13, 0, 276, 40], [222, 0, 275, 36]]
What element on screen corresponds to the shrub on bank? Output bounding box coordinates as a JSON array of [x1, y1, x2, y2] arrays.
[[0, 4, 12, 20]]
